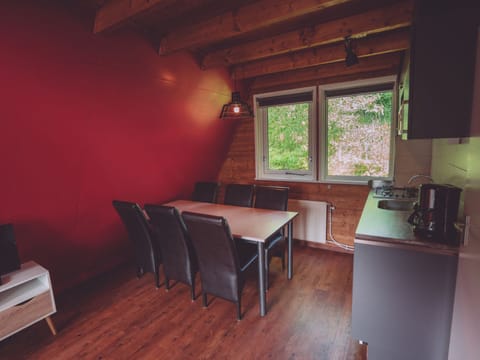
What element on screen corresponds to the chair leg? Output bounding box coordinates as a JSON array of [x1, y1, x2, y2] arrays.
[[202, 292, 208, 307], [136, 267, 144, 278], [191, 282, 195, 301], [165, 278, 170, 291], [236, 300, 242, 321], [155, 271, 160, 289]]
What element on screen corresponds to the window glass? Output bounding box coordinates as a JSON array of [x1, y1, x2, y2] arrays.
[[326, 90, 393, 178], [266, 103, 310, 171]]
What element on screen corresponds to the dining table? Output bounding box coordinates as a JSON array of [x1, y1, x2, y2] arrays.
[[164, 199, 298, 317]]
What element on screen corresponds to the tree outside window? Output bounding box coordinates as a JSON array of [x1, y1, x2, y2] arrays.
[[326, 91, 393, 177]]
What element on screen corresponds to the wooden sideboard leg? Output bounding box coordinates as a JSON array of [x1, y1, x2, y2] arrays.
[[45, 316, 57, 336]]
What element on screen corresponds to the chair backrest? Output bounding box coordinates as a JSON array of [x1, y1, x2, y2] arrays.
[[224, 184, 255, 207], [182, 211, 242, 302], [254, 185, 289, 211], [112, 200, 157, 274], [192, 181, 219, 203], [144, 204, 197, 285]]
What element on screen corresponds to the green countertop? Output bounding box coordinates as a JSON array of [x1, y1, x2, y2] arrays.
[[355, 190, 459, 255]]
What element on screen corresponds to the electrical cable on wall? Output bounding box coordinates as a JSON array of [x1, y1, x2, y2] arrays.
[[326, 202, 354, 251]]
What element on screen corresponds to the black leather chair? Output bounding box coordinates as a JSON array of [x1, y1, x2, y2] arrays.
[[182, 211, 258, 320], [144, 204, 198, 300], [224, 183, 255, 207], [192, 181, 219, 203], [112, 200, 161, 288], [254, 185, 289, 286]]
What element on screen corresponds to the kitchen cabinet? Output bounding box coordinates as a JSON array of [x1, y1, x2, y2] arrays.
[[353, 191, 460, 359], [401, 0, 479, 139], [397, 50, 410, 139], [352, 241, 457, 360]]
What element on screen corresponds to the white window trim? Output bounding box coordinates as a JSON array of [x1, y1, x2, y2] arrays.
[[318, 76, 397, 184], [254, 76, 397, 185], [254, 86, 317, 182]]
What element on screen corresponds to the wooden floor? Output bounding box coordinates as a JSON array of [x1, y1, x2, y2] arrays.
[[0, 246, 366, 359]]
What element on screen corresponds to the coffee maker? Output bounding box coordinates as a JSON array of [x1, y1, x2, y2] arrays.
[[408, 184, 462, 243]]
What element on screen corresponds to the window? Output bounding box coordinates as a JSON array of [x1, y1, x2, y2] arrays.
[[254, 87, 317, 181], [254, 77, 396, 184]]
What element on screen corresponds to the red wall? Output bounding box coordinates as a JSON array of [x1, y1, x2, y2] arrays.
[[0, 1, 236, 292]]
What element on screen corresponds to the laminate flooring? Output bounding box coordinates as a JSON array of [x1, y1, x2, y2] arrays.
[[0, 246, 366, 359]]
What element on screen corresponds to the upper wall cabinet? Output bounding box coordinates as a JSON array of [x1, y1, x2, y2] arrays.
[[402, 0, 479, 139]]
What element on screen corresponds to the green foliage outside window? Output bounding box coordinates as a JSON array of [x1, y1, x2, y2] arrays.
[[267, 103, 310, 171], [263, 90, 392, 178], [327, 91, 393, 177]]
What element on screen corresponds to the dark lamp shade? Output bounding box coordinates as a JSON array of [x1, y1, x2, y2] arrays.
[[219, 91, 253, 119], [344, 36, 359, 67], [345, 49, 359, 67]]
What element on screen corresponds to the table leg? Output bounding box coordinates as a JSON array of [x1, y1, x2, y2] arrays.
[[257, 242, 266, 316], [288, 221, 293, 280]]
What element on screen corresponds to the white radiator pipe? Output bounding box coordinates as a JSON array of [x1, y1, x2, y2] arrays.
[[326, 202, 354, 252]]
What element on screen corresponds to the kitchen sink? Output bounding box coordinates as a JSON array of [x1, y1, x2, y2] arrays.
[[377, 199, 415, 211]]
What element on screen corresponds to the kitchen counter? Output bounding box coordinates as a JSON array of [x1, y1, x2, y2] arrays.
[[355, 190, 459, 255]]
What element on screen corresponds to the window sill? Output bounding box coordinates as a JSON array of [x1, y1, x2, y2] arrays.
[[255, 176, 385, 186]]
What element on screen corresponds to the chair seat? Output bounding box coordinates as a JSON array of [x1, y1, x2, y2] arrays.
[[265, 231, 286, 274], [265, 231, 284, 250], [253, 185, 289, 288], [235, 240, 258, 272]]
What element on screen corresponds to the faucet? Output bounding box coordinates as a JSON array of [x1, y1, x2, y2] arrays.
[[407, 174, 433, 185]]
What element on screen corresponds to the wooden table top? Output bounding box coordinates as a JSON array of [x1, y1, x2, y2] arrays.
[[165, 200, 298, 243]]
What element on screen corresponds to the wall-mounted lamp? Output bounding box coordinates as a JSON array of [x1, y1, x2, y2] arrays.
[[219, 91, 253, 119], [344, 36, 359, 67]]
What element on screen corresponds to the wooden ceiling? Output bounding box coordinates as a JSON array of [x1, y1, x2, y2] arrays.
[[82, 0, 413, 92]]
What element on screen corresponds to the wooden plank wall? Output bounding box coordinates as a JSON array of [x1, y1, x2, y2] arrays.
[[217, 116, 370, 250]]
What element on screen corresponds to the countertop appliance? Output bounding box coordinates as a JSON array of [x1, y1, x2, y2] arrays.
[[372, 186, 418, 199], [408, 184, 462, 242]]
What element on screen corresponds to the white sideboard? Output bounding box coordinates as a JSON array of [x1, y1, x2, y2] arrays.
[[0, 261, 57, 341]]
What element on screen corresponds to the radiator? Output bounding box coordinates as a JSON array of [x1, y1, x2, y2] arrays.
[[287, 199, 327, 244]]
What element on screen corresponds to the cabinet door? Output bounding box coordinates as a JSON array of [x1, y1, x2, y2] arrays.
[[408, 1, 478, 139], [352, 242, 457, 360], [398, 50, 410, 139]]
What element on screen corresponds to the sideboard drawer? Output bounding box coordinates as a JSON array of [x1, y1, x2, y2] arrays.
[[0, 291, 54, 340]]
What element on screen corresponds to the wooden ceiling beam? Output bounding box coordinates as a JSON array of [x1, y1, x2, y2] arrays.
[[94, 0, 181, 33], [158, 0, 354, 55], [250, 68, 400, 94], [251, 52, 402, 91], [233, 28, 410, 79], [202, 1, 412, 69]]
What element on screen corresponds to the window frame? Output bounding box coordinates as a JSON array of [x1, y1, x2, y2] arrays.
[[318, 76, 397, 184], [254, 76, 397, 184], [254, 86, 318, 182]]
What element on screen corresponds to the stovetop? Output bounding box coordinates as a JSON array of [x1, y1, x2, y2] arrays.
[[373, 186, 418, 199]]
